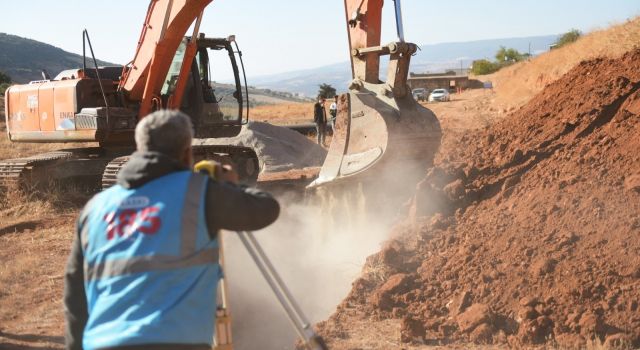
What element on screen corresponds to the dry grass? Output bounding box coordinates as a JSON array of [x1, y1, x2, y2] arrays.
[[0, 181, 87, 349], [486, 16, 640, 109], [250, 101, 316, 125]]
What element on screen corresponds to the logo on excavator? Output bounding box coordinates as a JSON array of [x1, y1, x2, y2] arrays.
[[27, 95, 38, 111], [59, 111, 74, 119]]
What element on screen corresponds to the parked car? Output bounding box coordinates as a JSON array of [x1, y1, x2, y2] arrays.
[[412, 88, 428, 101], [428, 88, 450, 102]]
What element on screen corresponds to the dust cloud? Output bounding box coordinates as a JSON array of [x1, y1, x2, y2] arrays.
[[219, 186, 388, 349], [220, 163, 427, 349]]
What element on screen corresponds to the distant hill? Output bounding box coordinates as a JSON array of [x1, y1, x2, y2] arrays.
[[0, 33, 313, 106], [212, 82, 312, 107], [0, 31, 558, 97], [249, 35, 559, 97], [0, 33, 114, 83]]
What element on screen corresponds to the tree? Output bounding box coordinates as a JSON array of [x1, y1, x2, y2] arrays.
[[470, 59, 501, 75], [0, 71, 11, 95], [317, 83, 336, 99], [495, 46, 525, 63], [554, 29, 582, 48]]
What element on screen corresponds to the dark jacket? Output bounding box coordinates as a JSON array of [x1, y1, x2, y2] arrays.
[[64, 152, 280, 350], [313, 102, 326, 124]]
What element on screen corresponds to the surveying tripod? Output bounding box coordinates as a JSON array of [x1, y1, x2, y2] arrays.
[[194, 161, 328, 350]]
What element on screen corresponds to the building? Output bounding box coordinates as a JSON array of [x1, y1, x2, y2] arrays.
[[407, 71, 483, 92]]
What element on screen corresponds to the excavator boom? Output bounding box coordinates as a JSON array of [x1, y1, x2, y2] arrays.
[[119, 0, 211, 117]]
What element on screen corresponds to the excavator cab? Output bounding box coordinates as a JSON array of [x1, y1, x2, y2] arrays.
[[162, 34, 247, 139]]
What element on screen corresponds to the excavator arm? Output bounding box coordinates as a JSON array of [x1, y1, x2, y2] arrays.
[[118, 0, 211, 117], [344, 0, 383, 84]]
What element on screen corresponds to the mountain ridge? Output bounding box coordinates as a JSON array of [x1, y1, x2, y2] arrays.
[[1, 32, 558, 96], [250, 34, 559, 96], [0, 32, 114, 83]]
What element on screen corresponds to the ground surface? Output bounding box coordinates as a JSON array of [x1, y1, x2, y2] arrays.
[[0, 87, 502, 349], [319, 48, 640, 350], [1, 17, 639, 350]]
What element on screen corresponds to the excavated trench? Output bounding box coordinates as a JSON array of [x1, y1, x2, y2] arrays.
[[318, 49, 640, 349]]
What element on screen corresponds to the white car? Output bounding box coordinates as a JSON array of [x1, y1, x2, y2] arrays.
[[428, 88, 450, 102]]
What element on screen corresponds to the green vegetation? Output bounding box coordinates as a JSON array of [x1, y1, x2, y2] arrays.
[[471, 46, 529, 75], [470, 59, 501, 75], [554, 29, 582, 49], [0, 71, 11, 95], [494, 46, 528, 63], [317, 83, 336, 99]]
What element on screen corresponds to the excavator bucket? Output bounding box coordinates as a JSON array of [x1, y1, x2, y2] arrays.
[[309, 0, 441, 188], [309, 83, 441, 187]]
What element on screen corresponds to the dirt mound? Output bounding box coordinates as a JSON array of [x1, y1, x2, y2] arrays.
[[488, 17, 640, 111], [320, 49, 640, 348], [195, 121, 327, 173]]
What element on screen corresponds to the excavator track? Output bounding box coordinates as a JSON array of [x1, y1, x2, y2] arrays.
[[0, 148, 135, 190], [101, 156, 130, 189], [0, 151, 75, 188], [101, 144, 260, 189]]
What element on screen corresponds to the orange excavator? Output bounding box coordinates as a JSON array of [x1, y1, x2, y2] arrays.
[[1, 0, 441, 191]]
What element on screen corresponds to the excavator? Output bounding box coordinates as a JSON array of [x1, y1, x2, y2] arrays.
[[2, 1, 441, 348], [1, 0, 441, 192]]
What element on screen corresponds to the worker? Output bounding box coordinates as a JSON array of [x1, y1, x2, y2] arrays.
[[313, 96, 327, 146], [63, 110, 280, 350], [328, 95, 338, 133]]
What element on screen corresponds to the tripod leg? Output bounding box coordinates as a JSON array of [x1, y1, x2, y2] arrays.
[[214, 233, 233, 350], [236, 231, 328, 350]]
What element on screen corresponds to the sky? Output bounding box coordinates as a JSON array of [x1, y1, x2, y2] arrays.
[[1, 0, 638, 79]]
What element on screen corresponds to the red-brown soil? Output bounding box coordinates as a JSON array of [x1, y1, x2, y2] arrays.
[[319, 49, 640, 349]]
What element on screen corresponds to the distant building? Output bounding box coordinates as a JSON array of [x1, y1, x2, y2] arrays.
[[408, 71, 483, 91]]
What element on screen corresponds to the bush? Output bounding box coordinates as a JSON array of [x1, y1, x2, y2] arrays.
[[0, 71, 10, 85], [495, 46, 526, 63], [470, 59, 501, 75], [555, 29, 582, 48], [0, 71, 12, 95], [0, 83, 10, 95]]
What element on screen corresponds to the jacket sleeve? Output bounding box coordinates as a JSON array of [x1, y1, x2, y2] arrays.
[[205, 180, 280, 234], [64, 215, 89, 350]]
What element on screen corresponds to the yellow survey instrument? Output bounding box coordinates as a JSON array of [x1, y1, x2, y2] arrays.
[[194, 160, 233, 350]]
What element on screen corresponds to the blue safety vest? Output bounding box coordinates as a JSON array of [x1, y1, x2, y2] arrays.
[[80, 171, 220, 349]]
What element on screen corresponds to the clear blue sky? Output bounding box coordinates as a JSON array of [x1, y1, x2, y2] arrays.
[[1, 0, 638, 78]]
